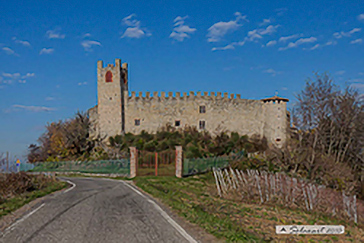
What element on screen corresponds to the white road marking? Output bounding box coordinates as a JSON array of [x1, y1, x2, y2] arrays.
[[1, 179, 76, 238], [63, 180, 76, 193], [121, 181, 198, 243], [1, 203, 45, 237]]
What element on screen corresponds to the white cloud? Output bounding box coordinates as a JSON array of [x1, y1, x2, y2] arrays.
[[336, 70, 346, 75], [45, 29, 65, 39], [81, 40, 102, 51], [12, 37, 31, 47], [206, 12, 248, 42], [307, 40, 336, 51], [122, 27, 147, 38], [22, 73, 35, 78], [279, 34, 302, 42], [78, 82, 87, 86], [2, 72, 20, 78], [83, 33, 92, 38], [350, 38, 362, 44], [170, 16, 196, 42], [325, 40, 337, 46], [245, 25, 280, 42], [275, 8, 288, 16], [333, 28, 361, 39], [259, 18, 271, 26], [265, 40, 277, 47], [357, 14, 364, 20], [45, 97, 55, 101], [263, 68, 281, 76], [2, 72, 34, 84], [121, 14, 151, 38], [2, 47, 16, 55], [211, 41, 245, 51], [310, 44, 320, 50], [212, 44, 235, 51], [39, 48, 54, 55], [259, 25, 280, 35], [246, 29, 262, 42], [278, 37, 317, 51], [12, 104, 56, 112]]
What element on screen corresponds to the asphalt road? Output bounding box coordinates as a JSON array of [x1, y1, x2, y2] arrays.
[[0, 177, 196, 243]]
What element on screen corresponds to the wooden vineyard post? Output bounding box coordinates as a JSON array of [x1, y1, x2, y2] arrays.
[[155, 152, 158, 176]]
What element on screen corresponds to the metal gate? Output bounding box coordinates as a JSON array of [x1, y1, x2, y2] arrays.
[[137, 150, 176, 176]]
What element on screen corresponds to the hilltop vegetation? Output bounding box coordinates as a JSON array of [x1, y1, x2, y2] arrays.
[[27, 72, 364, 198], [27, 116, 265, 162]]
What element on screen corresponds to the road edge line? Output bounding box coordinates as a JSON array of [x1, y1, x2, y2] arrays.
[[63, 180, 76, 194], [1, 203, 45, 238], [121, 181, 198, 243]]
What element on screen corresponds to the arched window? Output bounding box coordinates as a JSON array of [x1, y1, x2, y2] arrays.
[[105, 71, 113, 83]]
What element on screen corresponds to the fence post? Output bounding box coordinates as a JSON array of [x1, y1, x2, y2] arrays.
[[129, 147, 137, 178], [155, 152, 158, 176], [175, 146, 183, 178]]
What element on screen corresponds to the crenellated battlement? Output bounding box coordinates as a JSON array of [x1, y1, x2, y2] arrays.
[[91, 58, 290, 148], [126, 91, 250, 102]]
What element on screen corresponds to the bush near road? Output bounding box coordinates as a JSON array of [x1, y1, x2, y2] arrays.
[[0, 172, 68, 218]]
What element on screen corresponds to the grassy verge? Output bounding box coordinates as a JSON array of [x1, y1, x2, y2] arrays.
[[133, 173, 364, 243], [0, 180, 68, 218]]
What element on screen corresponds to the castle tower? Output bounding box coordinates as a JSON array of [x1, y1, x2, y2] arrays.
[[261, 95, 289, 148], [97, 59, 128, 139]]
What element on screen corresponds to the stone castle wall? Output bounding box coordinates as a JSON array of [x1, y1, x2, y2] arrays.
[[89, 59, 290, 147], [124, 91, 288, 146]]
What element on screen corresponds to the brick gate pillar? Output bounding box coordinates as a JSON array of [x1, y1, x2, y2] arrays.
[[175, 146, 183, 178], [129, 147, 137, 178]]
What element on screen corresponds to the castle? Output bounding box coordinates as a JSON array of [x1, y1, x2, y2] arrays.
[[88, 59, 290, 147]]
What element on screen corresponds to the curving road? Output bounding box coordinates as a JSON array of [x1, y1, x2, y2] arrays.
[[0, 177, 197, 243]]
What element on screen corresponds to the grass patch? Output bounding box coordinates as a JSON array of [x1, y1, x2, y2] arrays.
[[133, 173, 364, 242], [0, 180, 68, 218]]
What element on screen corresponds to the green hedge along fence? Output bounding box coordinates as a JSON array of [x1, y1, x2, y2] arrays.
[[183, 157, 230, 176], [31, 160, 130, 175]]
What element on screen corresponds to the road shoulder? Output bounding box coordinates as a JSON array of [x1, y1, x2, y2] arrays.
[[0, 180, 71, 232], [126, 180, 223, 243]]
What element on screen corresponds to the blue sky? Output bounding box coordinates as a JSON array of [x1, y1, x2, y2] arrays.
[[1, 0, 364, 160]]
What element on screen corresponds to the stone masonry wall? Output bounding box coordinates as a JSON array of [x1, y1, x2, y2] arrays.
[[123, 91, 288, 146], [97, 60, 124, 139], [89, 59, 289, 147]]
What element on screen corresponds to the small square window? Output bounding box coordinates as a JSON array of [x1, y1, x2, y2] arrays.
[[175, 120, 180, 127], [135, 119, 140, 126], [199, 120, 205, 129], [199, 106, 206, 113]]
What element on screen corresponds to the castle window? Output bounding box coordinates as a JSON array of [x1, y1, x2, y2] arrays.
[[199, 120, 205, 129], [135, 119, 140, 126], [199, 106, 206, 113], [105, 71, 113, 83], [175, 120, 180, 127]]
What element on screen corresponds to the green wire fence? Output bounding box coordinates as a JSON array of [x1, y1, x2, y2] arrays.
[[31, 159, 130, 176]]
